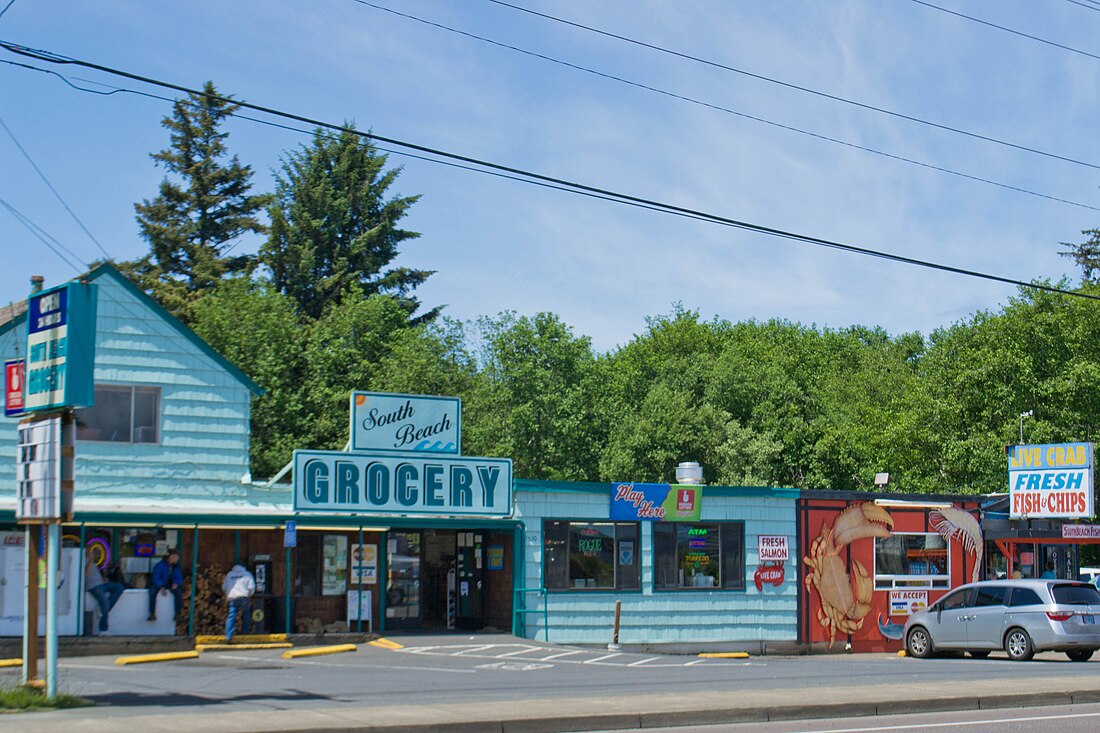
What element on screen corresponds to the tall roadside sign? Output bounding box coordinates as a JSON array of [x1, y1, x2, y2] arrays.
[[1008, 442, 1094, 519], [14, 279, 96, 699]]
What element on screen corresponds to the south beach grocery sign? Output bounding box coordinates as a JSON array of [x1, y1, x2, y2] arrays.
[[1008, 442, 1093, 519]]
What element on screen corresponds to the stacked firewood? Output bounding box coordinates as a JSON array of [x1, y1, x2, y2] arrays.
[[176, 563, 227, 635]]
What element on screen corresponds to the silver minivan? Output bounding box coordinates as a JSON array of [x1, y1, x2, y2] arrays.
[[904, 579, 1100, 661]]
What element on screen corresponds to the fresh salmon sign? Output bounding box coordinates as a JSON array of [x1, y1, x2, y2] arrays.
[[1008, 442, 1094, 519], [757, 535, 789, 562]]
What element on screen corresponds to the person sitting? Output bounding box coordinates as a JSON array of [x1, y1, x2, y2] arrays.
[[85, 546, 124, 632], [148, 549, 184, 621]]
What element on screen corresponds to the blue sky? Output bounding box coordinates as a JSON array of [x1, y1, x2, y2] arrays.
[[1, 0, 1099, 351]]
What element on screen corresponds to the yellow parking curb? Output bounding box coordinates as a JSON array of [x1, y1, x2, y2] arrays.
[[698, 652, 750, 659], [116, 651, 200, 665], [195, 633, 287, 644], [0, 658, 23, 668], [282, 644, 357, 659], [196, 643, 293, 652], [368, 637, 404, 650]]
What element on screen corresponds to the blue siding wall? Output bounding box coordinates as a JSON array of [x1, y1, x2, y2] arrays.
[[1, 270, 254, 504], [515, 483, 798, 646]]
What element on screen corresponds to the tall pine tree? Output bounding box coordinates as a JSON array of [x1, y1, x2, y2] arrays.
[[130, 81, 270, 321], [261, 125, 437, 322]]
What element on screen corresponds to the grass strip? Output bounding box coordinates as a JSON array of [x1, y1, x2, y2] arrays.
[[0, 685, 91, 710]]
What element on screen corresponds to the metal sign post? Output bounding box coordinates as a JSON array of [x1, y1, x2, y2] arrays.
[[16, 279, 96, 699]]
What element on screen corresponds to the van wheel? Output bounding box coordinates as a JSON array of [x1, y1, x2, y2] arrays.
[[906, 627, 933, 659], [1005, 628, 1034, 661], [1067, 649, 1094, 662], [969, 650, 990, 659]]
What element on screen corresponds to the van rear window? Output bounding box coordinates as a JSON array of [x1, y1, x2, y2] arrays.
[[1052, 584, 1100, 605]]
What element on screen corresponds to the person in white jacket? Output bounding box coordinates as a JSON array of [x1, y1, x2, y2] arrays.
[[223, 564, 256, 642]]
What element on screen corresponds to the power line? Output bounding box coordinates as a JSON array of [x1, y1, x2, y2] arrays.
[[0, 194, 86, 273], [1, 39, 1098, 304], [1064, 0, 1100, 14], [910, 0, 1100, 62], [341, 2, 1100, 213], [2, 59, 717, 229], [474, 0, 1100, 170], [0, 113, 112, 260], [0, 1, 17, 22]]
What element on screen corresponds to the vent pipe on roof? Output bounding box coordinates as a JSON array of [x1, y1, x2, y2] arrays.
[[675, 461, 704, 485], [30, 275, 44, 293]]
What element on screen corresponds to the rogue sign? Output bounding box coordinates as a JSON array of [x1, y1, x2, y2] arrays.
[[293, 450, 512, 517], [1008, 442, 1094, 519]]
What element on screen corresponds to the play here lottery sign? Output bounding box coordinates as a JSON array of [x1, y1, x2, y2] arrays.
[[1008, 442, 1093, 519]]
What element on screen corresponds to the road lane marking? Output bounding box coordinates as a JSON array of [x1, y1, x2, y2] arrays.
[[497, 647, 543, 658], [540, 650, 583, 660], [582, 653, 622, 664], [627, 657, 661, 667], [789, 710, 1100, 733]]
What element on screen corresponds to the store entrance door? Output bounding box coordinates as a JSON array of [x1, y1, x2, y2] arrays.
[[455, 531, 485, 630]]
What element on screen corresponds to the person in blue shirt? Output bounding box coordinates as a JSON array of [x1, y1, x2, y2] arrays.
[[148, 549, 184, 621], [1039, 561, 1056, 579]]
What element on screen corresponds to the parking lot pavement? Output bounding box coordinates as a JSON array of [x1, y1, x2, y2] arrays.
[[392, 639, 754, 669]]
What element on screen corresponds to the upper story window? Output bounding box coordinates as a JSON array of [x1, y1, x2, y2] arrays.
[[76, 385, 160, 444]]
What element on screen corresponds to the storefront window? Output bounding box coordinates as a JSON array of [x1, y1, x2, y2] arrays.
[[874, 533, 949, 589], [543, 521, 640, 590], [654, 522, 745, 590], [76, 384, 160, 443]]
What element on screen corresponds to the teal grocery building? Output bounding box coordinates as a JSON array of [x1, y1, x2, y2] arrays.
[[0, 265, 800, 648]]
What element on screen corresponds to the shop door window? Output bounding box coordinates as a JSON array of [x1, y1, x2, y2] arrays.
[[386, 531, 421, 623]]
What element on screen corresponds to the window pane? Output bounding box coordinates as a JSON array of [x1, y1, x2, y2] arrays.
[[1009, 588, 1043, 607], [975, 586, 1007, 607], [616, 524, 640, 590], [720, 524, 745, 589], [654, 524, 676, 589], [76, 386, 132, 442], [569, 523, 615, 589], [681, 524, 719, 588], [874, 533, 949, 589], [940, 589, 972, 610], [1052, 584, 1100, 605], [133, 387, 160, 443], [543, 521, 569, 590]]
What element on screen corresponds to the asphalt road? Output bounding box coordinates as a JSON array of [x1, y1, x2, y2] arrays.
[[2, 634, 1099, 731], [609, 703, 1100, 733], [18, 635, 1100, 713]]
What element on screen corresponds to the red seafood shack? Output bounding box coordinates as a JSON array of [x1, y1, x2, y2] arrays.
[[798, 492, 984, 652]]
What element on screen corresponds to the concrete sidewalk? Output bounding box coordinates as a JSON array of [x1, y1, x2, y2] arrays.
[[12, 667, 1100, 733]]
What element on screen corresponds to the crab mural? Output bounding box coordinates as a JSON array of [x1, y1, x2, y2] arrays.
[[802, 502, 894, 648]]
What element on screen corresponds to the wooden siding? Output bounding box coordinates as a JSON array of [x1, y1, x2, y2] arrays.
[[514, 487, 798, 645], [0, 272, 252, 503]]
